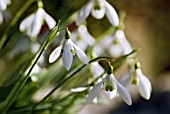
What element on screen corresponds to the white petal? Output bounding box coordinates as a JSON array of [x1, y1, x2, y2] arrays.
[[115, 30, 132, 54], [30, 9, 44, 37], [91, 6, 105, 19], [62, 40, 73, 70], [49, 45, 62, 63], [0, 0, 7, 10], [104, 89, 117, 99], [71, 87, 87, 92], [73, 44, 88, 64], [105, 1, 119, 26], [112, 75, 132, 105], [90, 62, 104, 77], [86, 80, 103, 103], [109, 44, 123, 58], [20, 14, 35, 32], [78, 25, 95, 46], [91, 0, 105, 19], [43, 10, 56, 29], [67, 39, 75, 54], [137, 70, 152, 100], [76, 0, 92, 25], [119, 74, 131, 87]]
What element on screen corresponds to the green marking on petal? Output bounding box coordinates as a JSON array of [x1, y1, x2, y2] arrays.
[[105, 85, 113, 91], [94, 5, 101, 10], [130, 74, 138, 85], [70, 49, 75, 54]]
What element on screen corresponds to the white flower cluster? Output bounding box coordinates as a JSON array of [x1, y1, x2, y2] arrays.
[[70, 0, 152, 105], [0, 0, 11, 24], [8, 0, 151, 106]]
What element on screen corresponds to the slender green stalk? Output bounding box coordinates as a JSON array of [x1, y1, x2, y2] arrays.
[[32, 49, 138, 111], [0, 0, 36, 52], [31, 57, 112, 111], [2, 23, 60, 113]]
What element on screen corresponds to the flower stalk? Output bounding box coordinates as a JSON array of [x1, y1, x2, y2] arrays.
[[1, 21, 60, 114]]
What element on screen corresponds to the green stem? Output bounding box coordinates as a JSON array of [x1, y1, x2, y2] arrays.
[[2, 23, 60, 113], [31, 57, 113, 110], [0, 0, 36, 52]]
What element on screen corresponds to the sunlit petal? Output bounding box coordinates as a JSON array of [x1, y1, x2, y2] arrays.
[[43, 10, 56, 29], [90, 62, 104, 77], [20, 14, 35, 32], [91, 6, 105, 19], [115, 30, 132, 54], [0, 0, 7, 10], [71, 87, 87, 92], [30, 8, 44, 37], [49, 45, 62, 63], [112, 75, 132, 105], [86, 80, 103, 103], [62, 40, 73, 70], [78, 25, 95, 46], [105, 1, 119, 26], [137, 69, 152, 100], [109, 44, 123, 58], [104, 89, 117, 99], [73, 44, 88, 64], [76, 0, 92, 25]]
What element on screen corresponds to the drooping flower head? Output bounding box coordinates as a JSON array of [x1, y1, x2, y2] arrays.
[[49, 28, 89, 70], [87, 64, 132, 105], [70, 25, 95, 50], [76, 0, 119, 26], [20, 1, 56, 37], [120, 61, 152, 100]]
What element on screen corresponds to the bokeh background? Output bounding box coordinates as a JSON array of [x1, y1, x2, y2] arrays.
[[0, 0, 170, 113]]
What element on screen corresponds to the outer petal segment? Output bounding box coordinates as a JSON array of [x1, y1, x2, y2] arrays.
[[62, 40, 73, 70], [112, 75, 132, 105], [86, 80, 103, 103], [49, 45, 62, 63], [73, 44, 88, 64], [105, 1, 119, 26], [76, 0, 92, 25]]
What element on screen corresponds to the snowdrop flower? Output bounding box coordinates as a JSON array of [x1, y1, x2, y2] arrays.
[[93, 34, 113, 56], [71, 25, 95, 50], [120, 62, 152, 100], [76, 0, 119, 26], [49, 28, 89, 70], [0, 0, 11, 24], [115, 30, 132, 55], [93, 30, 132, 58], [20, 8, 56, 37], [109, 30, 132, 57], [87, 65, 132, 105]]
